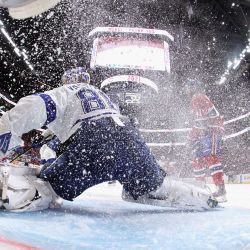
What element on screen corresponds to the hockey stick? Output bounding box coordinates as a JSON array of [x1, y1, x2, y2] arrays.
[[10, 146, 34, 163], [0, 93, 16, 106]]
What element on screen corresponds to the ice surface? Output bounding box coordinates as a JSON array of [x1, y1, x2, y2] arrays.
[[0, 183, 249, 250]]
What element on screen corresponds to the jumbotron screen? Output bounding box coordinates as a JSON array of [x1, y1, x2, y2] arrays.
[[90, 36, 170, 72]]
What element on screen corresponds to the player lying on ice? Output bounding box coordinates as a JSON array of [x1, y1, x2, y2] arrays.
[[0, 67, 218, 212]]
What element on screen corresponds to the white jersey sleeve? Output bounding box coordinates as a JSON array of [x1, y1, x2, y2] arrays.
[[0, 83, 120, 156], [0, 95, 48, 156]]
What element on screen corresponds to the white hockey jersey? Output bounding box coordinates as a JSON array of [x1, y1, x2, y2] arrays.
[[0, 83, 120, 156]]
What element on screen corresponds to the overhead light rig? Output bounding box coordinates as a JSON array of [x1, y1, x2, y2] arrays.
[[218, 35, 250, 85], [0, 19, 34, 71]]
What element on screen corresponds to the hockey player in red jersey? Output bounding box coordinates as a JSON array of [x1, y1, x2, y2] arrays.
[[186, 79, 227, 202]]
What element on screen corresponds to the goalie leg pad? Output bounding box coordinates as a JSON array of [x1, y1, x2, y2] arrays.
[[0, 165, 62, 212], [122, 177, 218, 210], [1, 175, 37, 211]]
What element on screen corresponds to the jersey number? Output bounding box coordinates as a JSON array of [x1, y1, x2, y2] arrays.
[[77, 89, 114, 113]]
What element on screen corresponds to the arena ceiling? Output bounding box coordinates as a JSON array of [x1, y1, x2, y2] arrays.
[[0, 0, 249, 171], [0, 0, 249, 104]]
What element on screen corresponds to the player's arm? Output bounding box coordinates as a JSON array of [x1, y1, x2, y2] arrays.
[[0, 93, 58, 157]]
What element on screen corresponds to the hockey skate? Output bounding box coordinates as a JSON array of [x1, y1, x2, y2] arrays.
[[122, 176, 218, 211], [212, 183, 227, 203], [0, 163, 63, 212]]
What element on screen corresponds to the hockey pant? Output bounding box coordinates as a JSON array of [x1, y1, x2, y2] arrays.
[[39, 117, 166, 201], [191, 133, 224, 185]]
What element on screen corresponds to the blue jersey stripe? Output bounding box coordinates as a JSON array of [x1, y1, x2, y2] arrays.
[[0, 132, 12, 154], [35, 93, 57, 126]]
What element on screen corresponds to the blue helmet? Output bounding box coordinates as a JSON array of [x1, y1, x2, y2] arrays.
[[61, 67, 90, 85], [185, 78, 204, 94]]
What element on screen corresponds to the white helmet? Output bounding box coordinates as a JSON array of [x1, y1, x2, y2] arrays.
[[61, 67, 91, 85]]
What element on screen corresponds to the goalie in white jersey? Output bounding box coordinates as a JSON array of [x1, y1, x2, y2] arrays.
[[0, 67, 218, 211]]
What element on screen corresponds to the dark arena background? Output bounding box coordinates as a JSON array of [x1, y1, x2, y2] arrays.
[[0, 0, 250, 178]]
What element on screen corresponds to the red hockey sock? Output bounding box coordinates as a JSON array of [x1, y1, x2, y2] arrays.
[[212, 172, 224, 186]]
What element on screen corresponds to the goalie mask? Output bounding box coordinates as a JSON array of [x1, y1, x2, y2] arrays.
[[61, 67, 91, 85]]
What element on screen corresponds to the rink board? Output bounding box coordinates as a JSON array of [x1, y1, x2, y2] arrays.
[[0, 184, 249, 250]]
